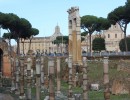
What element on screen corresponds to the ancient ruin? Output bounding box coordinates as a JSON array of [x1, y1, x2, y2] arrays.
[[67, 7, 82, 65]]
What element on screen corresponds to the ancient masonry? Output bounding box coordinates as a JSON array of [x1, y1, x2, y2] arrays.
[[0, 40, 11, 77], [67, 7, 82, 65]]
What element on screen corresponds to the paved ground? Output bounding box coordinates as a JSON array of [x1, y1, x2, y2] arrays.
[[0, 93, 14, 100]]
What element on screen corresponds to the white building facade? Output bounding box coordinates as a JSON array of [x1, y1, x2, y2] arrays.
[[81, 23, 124, 52]]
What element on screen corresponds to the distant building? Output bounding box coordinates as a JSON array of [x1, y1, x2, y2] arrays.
[[81, 23, 124, 52], [103, 23, 124, 52], [20, 23, 124, 54], [19, 25, 66, 54]]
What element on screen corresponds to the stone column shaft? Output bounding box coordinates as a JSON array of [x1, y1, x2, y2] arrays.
[[11, 57, 15, 90], [36, 58, 41, 100], [19, 57, 25, 99], [103, 57, 110, 100], [36, 77, 41, 100], [68, 55, 73, 100], [82, 57, 88, 100], [15, 58, 19, 92], [27, 57, 32, 100], [67, 7, 82, 65], [41, 56, 44, 89], [56, 57, 61, 94], [49, 57, 55, 100]]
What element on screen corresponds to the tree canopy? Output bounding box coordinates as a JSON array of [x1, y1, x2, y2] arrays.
[[119, 37, 130, 51], [92, 37, 105, 52], [107, 0, 130, 51], [81, 15, 110, 53], [0, 12, 39, 54], [53, 36, 68, 45]]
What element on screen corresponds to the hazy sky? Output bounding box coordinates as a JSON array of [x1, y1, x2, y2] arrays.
[[0, 0, 129, 38]]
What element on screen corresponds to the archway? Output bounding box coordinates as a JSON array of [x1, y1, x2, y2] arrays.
[[0, 48, 3, 74]]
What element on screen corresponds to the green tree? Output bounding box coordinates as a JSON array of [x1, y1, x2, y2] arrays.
[[81, 15, 110, 53], [107, 0, 130, 51], [81, 32, 88, 42], [0, 12, 39, 54], [52, 36, 68, 53], [2, 32, 15, 56], [0, 13, 31, 54], [92, 37, 105, 52], [119, 37, 130, 51], [28, 28, 39, 51]]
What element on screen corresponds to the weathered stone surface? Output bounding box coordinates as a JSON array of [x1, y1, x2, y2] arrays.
[[111, 79, 129, 95], [0, 93, 14, 100], [68, 6, 82, 65]]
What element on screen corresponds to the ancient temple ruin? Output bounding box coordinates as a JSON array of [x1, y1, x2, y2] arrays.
[[67, 7, 82, 65]]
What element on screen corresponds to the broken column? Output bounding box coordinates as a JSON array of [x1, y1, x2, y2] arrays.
[[103, 57, 110, 100], [56, 57, 61, 95], [19, 56, 25, 99], [68, 55, 74, 100], [82, 57, 88, 100], [67, 6, 82, 65], [15, 57, 19, 94], [27, 57, 32, 100], [48, 57, 55, 100], [36, 54, 41, 100], [41, 55, 44, 89]]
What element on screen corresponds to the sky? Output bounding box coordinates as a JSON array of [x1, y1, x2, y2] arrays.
[[0, 0, 130, 40]]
